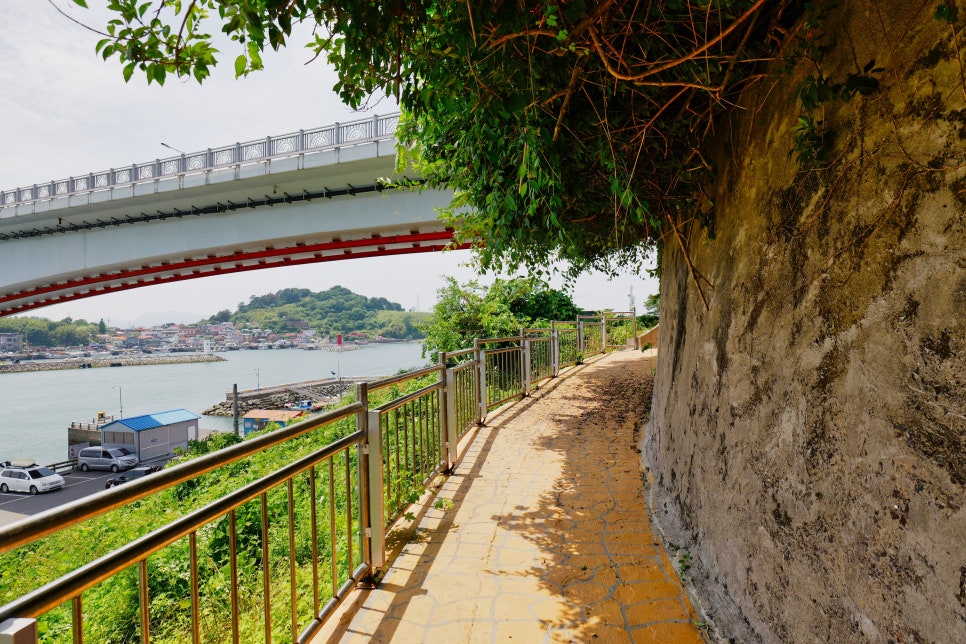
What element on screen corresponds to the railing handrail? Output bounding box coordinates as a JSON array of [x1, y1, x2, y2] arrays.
[[0, 402, 362, 555], [367, 363, 443, 393], [0, 112, 402, 208], [0, 430, 365, 621], [477, 336, 521, 345], [372, 381, 443, 414]]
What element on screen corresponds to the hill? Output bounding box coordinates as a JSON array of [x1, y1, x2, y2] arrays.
[[211, 286, 428, 340]]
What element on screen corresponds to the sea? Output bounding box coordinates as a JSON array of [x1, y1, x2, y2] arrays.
[[0, 343, 428, 466]]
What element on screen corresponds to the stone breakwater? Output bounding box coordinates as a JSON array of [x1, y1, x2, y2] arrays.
[[0, 353, 225, 374], [203, 381, 352, 416]]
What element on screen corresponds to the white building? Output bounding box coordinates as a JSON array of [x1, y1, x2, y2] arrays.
[[99, 409, 201, 461]]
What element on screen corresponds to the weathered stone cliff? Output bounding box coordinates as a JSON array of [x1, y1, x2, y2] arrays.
[[645, 2, 965, 642]]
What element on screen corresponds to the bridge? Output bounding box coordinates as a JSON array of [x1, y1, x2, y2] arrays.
[[0, 113, 463, 317]]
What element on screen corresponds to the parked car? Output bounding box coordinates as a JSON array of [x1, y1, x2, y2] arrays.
[[77, 447, 138, 472], [0, 464, 65, 494], [104, 465, 161, 489]]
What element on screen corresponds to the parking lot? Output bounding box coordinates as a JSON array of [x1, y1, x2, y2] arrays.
[[0, 466, 153, 527]]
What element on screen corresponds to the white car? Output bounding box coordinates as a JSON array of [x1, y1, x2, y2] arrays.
[[0, 464, 65, 494]]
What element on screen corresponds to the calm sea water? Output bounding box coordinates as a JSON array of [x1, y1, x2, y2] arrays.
[[0, 343, 427, 465]]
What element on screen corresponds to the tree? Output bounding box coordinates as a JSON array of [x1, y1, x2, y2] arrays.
[[421, 277, 579, 359], [638, 293, 659, 329], [98, 318, 108, 334], [83, 0, 779, 287], [499, 280, 581, 323]]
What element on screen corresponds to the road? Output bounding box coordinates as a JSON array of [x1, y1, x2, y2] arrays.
[[0, 468, 139, 527]]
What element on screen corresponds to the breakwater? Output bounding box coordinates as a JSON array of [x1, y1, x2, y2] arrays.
[[0, 353, 224, 374], [203, 378, 358, 416]]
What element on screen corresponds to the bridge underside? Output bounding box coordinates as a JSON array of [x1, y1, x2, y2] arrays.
[[0, 130, 474, 317], [0, 184, 464, 317], [1, 230, 468, 317]]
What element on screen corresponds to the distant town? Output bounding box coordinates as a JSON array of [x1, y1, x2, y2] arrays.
[[0, 320, 411, 363], [0, 286, 428, 364]]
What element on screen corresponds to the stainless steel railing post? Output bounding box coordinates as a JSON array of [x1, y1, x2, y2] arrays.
[[364, 402, 386, 571], [357, 383, 384, 574], [0, 617, 37, 643], [475, 338, 486, 425], [523, 335, 532, 397], [444, 366, 458, 469], [601, 312, 607, 352], [552, 328, 560, 377]]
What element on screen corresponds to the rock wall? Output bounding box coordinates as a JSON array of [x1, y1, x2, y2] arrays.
[[644, 2, 965, 642]]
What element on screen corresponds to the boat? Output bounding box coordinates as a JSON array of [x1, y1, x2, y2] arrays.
[[0, 457, 39, 468]]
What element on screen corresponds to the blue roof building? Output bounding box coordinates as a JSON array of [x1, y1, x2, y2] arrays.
[[100, 409, 201, 461]]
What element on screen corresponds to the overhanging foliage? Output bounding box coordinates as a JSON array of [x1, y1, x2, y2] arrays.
[[78, 0, 792, 282]]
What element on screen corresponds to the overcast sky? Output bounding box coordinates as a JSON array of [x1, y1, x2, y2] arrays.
[[1, 1, 659, 325]]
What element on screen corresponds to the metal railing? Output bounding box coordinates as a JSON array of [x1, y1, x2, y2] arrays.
[[554, 324, 581, 368], [603, 310, 639, 349], [525, 331, 555, 391], [581, 319, 605, 356], [0, 312, 630, 643], [0, 113, 401, 209]]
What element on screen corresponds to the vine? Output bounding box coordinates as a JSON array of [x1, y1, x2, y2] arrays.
[[791, 61, 885, 167]]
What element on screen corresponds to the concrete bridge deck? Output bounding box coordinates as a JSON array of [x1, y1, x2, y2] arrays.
[[315, 351, 706, 643]]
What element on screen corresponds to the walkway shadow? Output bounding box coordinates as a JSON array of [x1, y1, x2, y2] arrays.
[[315, 352, 704, 642], [476, 352, 706, 641]]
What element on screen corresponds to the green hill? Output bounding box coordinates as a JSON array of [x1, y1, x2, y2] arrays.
[[211, 286, 428, 340]]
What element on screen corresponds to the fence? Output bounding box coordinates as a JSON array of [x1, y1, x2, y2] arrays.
[[0, 313, 630, 643]]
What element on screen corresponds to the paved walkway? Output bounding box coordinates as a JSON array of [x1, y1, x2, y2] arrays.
[[316, 351, 706, 643]]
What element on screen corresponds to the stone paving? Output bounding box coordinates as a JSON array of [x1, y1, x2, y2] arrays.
[[316, 351, 706, 643]]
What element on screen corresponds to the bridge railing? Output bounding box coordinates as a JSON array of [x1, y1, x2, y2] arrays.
[[0, 312, 627, 643], [0, 113, 401, 208]]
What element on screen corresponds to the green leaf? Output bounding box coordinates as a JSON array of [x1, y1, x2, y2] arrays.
[[234, 54, 247, 77], [122, 61, 136, 83], [71, 0, 88, 7]]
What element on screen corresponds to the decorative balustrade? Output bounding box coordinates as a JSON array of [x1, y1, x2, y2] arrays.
[[0, 113, 401, 209], [0, 310, 635, 643]]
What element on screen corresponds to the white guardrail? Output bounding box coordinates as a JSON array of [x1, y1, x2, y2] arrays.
[[0, 113, 401, 208]]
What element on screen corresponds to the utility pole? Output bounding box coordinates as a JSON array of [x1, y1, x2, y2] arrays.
[[232, 384, 240, 437], [113, 385, 123, 418]]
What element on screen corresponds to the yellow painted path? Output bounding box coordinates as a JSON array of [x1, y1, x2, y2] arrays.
[[316, 351, 706, 643]]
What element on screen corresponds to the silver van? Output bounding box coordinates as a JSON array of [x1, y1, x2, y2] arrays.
[[77, 447, 138, 472]]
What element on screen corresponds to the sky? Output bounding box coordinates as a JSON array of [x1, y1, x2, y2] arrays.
[[0, 1, 659, 326]]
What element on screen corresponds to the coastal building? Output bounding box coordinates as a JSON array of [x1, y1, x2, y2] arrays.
[[0, 332, 23, 353], [99, 409, 201, 461], [242, 409, 304, 437]]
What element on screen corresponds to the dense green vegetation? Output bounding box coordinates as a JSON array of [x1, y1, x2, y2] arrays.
[[639, 293, 660, 330], [420, 277, 581, 359], [0, 316, 101, 348], [211, 286, 428, 339]]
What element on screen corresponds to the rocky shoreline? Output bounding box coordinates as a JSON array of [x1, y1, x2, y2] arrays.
[[203, 381, 352, 416], [0, 353, 225, 374]]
